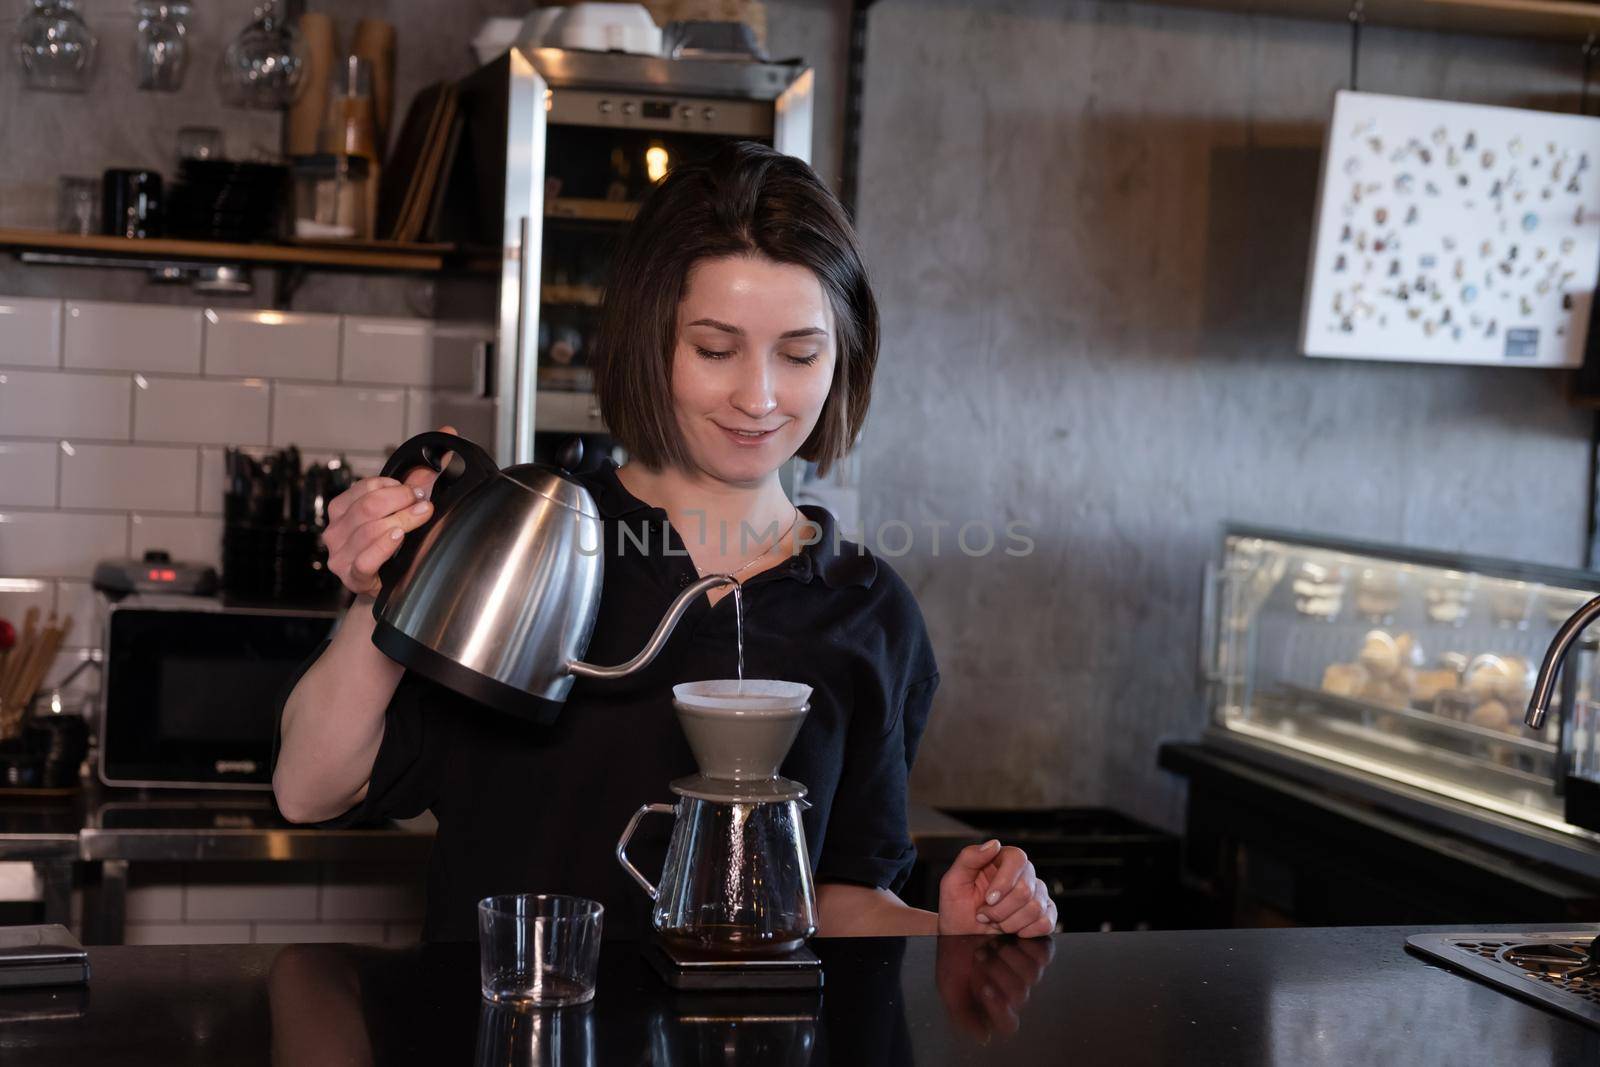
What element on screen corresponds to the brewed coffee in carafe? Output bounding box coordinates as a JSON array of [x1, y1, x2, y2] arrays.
[[616, 680, 820, 967]]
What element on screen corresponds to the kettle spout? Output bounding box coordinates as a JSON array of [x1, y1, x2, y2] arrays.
[[567, 574, 739, 681], [1525, 593, 1600, 729]]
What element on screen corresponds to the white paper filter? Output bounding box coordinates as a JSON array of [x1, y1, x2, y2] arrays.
[[672, 679, 812, 713]]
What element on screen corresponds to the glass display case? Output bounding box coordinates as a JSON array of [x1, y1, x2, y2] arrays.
[[1203, 525, 1600, 835]]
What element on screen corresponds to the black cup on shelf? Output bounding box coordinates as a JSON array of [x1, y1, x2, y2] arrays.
[[167, 160, 288, 241], [0, 741, 44, 789], [221, 446, 352, 607], [23, 713, 89, 790], [101, 168, 164, 238]]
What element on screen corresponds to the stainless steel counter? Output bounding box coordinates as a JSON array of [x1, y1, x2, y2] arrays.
[[0, 780, 435, 943], [0, 778, 979, 943]]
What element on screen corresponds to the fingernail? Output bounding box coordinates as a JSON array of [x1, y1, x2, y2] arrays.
[[413, 487, 425, 499], [976, 913, 991, 924], [985, 839, 1000, 850], [986, 891, 1000, 905], [389, 528, 403, 541], [411, 501, 431, 514]]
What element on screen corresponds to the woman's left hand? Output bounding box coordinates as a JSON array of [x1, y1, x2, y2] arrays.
[[937, 839, 1057, 937]]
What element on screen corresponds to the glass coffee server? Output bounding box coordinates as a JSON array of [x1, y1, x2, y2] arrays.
[[433, 46, 813, 472], [1201, 524, 1600, 861]]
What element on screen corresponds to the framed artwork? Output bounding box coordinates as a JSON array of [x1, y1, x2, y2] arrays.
[[1301, 91, 1600, 368]]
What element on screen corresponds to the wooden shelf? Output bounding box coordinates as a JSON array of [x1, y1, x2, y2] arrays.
[[545, 198, 638, 222], [0, 229, 449, 272], [1149, 0, 1600, 41], [541, 283, 604, 306]]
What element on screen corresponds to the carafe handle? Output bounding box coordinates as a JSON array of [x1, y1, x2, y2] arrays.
[[616, 802, 675, 900]]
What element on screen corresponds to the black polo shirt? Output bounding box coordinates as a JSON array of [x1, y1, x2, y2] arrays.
[[287, 460, 939, 942]]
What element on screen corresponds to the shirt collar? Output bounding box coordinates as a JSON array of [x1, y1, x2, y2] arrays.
[[587, 460, 875, 590]]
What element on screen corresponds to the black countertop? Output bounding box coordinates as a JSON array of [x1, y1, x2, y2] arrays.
[[2, 925, 1597, 1065]]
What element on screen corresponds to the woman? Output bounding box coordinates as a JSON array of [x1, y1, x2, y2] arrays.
[[274, 142, 1057, 941]]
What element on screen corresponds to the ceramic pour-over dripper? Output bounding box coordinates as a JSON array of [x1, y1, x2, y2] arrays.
[[672, 680, 812, 782], [619, 679, 822, 963]]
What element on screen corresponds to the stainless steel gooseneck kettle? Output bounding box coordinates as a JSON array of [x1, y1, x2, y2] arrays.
[[370, 431, 735, 724]]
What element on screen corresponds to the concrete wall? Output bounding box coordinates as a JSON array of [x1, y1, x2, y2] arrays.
[[854, 0, 1596, 829]]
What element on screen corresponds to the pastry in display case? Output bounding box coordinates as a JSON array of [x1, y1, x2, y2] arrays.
[[1202, 525, 1600, 836]]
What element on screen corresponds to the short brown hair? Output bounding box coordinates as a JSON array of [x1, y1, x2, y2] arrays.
[[591, 141, 878, 476]]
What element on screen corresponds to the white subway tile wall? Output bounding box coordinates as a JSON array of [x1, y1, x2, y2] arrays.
[[405, 388, 497, 446], [0, 297, 464, 945], [204, 309, 341, 381], [119, 862, 427, 945], [55, 580, 97, 647], [252, 922, 387, 944], [272, 383, 407, 451], [124, 865, 184, 922], [196, 446, 228, 515], [124, 922, 254, 946], [0, 862, 43, 903], [0, 368, 131, 439], [133, 376, 270, 445], [65, 301, 203, 374], [318, 862, 430, 922], [0, 511, 127, 576], [0, 293, 481, 716], [0, 441, 58, 506], [428, 325, 492, 393], [0, 297, 64, 367], [185, 864, 321, 923], [59, 443, 198, 512], [341, 316, 434, 385], [0, 577, 53, 631]]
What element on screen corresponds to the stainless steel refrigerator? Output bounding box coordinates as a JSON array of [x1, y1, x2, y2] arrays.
[[432, 46, 814, 468]]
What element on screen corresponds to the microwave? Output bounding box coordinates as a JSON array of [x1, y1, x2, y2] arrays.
[[99, 598, 337, 790]]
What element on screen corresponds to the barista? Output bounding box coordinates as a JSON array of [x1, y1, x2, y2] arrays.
[[273, 142, 1057, 942]]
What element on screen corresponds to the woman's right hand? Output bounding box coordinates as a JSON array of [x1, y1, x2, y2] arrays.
[[323, 425, 457, 598]]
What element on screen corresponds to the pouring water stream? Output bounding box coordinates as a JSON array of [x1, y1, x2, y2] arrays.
[[733, 582, 744, 692]]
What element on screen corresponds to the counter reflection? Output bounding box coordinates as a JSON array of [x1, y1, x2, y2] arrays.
[[264, 935, 1054, 1066]]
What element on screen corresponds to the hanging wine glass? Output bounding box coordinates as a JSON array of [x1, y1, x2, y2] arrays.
[[218, 0, 307, 109], [15, 0, 98, 93], [134, 1, 192, 92]]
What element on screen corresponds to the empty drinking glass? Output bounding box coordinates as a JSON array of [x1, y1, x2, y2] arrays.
[[16, 0, 97, 92], [478, 895, 603, 1009], [134, 1, 191, 92], [474, 1001, 595, 1067], [56, 176, 98, 234], [219, 0, 306, 109]]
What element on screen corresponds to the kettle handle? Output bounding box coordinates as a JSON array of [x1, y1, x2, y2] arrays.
[[616, 802, 675, 900], [373, 432, 499, 610], [377, 430, 499, 488]]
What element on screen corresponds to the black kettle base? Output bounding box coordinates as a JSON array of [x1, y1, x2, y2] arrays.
[[371, 618, 566, 726], [643, 936, 823, 992]]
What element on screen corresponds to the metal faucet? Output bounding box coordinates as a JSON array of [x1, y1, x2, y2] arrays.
[[1525, 594, 1600, 729]]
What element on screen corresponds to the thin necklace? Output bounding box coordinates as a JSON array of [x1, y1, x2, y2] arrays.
[[697, 505, 802, 580]]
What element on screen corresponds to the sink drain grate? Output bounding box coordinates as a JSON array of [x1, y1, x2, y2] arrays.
[[1407, 932, 1600, 1030]]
